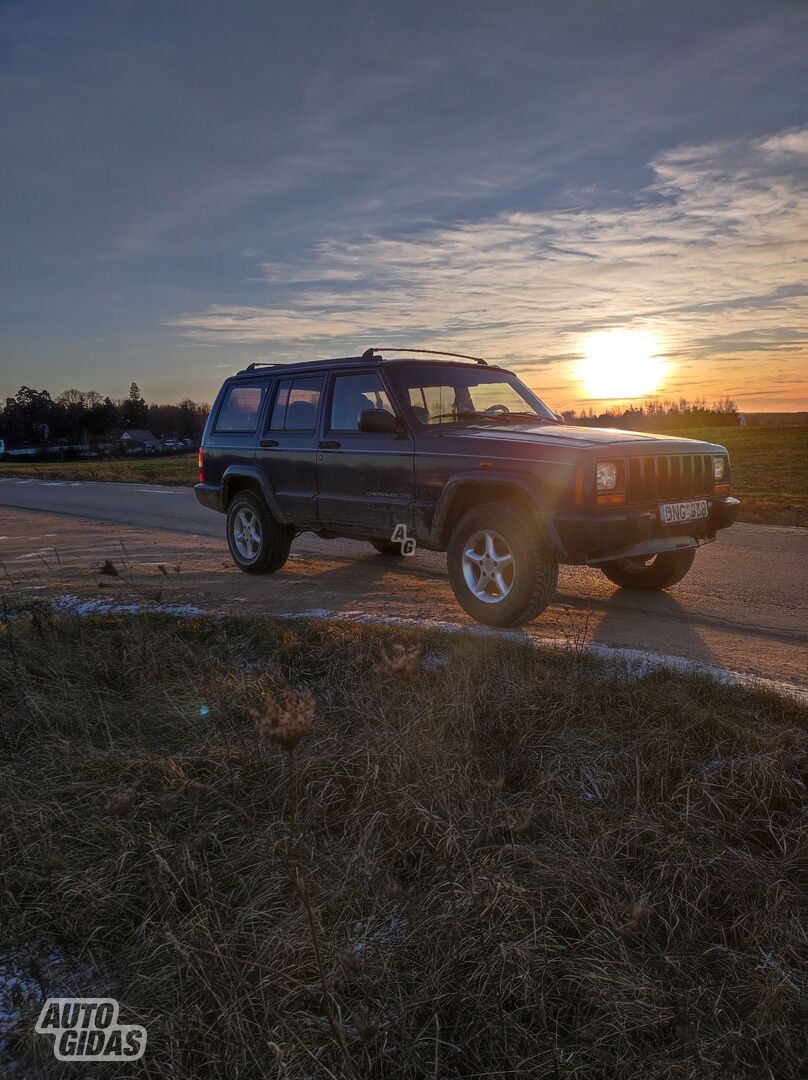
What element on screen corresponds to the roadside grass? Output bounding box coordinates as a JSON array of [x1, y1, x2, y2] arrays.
[[0, 454, 196, 486], [1, 612, 805, 1078], [0, 425, 804, 525]]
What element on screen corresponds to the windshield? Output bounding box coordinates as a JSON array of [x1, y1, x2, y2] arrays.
[[389, 365, 558, 426]]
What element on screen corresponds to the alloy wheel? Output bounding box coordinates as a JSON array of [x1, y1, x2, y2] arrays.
[[461, 529, 515, 603]]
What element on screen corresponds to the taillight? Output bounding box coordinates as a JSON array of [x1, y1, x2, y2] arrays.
[[198, 447, 204, 484]]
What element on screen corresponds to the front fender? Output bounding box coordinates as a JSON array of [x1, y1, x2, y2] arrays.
[[429, 470, 547, 547], [221, 465, 288, 523]]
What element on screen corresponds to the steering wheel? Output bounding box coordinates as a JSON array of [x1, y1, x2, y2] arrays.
[[483, 404, 511, 415]]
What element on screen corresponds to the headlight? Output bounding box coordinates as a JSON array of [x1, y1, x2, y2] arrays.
[[713, 455, 727, 481], [596, 461, 618, 491]]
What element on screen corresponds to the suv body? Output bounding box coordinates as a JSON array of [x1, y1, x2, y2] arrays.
[[195, 350, 738, 626]]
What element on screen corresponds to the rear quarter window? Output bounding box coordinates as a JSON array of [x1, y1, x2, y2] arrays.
[[214, 383, 267, 432]]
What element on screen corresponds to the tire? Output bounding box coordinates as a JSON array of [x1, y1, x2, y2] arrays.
[[447, 502, 558, 627], [371, 539, 404, 557], [600, 548, 696, 591], [226, 490, 293, 574]]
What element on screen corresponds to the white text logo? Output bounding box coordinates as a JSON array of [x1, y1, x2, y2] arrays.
[[35, 998, 146, 1062], [391, 523, 416, 556]]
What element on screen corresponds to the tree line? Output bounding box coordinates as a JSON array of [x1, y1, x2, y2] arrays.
[[561, 397, 739, 430], [0, 383, 210, 447]]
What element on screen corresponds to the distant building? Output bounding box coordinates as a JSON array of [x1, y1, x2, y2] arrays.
[[120, 428, 160, 450]]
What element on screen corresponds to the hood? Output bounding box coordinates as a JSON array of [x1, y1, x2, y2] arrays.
[[446, 423, 722, 451]]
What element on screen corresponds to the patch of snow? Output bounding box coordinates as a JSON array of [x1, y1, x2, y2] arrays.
[[50, 595, 205, 618], [574, 764, 605, 802], [421, 651, 450, 672], [0, 937, 105, 1073], [351, 909, 410, 954]]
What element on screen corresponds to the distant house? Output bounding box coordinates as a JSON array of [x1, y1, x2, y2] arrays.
[[120, 428, 160, 451]]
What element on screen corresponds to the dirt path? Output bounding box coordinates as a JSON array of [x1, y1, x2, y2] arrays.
[[2, 500, 806, 695]]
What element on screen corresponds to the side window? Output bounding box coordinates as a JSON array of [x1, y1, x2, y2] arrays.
[[268, 376, 323, 432], [214, 383, 267, 432], [330, 373, 394, 431]]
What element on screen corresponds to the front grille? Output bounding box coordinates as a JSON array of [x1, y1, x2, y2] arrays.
[[626, 453, 714, 504]]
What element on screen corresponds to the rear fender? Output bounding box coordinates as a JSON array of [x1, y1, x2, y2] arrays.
[[222, 465, 288, 523]]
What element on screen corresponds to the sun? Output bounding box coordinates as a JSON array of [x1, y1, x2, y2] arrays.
[[577, 330, 665, 400]]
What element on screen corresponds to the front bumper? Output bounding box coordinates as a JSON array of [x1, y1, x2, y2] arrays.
[[552, 496, 739, 565], [194, 482, 224, 513]]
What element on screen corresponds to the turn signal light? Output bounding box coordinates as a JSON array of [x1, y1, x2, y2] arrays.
[[714, 482, 730, 495], [596, 492, 626, 506], [198, 448, 204, 484]]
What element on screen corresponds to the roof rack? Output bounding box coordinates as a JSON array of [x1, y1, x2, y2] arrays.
[[238, 347, 489, 374], [243, 355, 366, 372], [364, 346, 488, 366]]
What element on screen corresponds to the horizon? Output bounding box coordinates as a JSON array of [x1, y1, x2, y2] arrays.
[[2, 1, 806, 413]]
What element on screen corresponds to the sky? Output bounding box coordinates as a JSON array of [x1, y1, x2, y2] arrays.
[[1, 0, 806, 413]]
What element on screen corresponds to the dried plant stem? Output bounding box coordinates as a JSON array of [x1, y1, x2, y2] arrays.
[[293, 870, 356, 1079], [286, 748, 298, 846]]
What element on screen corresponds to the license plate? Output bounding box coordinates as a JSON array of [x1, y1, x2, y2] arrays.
[[659, 499, 709, 524]]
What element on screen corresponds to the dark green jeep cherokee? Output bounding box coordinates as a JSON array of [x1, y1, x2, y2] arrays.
[[195, 348, 739, 627]]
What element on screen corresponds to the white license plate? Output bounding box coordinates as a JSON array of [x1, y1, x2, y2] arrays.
[[659, 499, 709, 524]]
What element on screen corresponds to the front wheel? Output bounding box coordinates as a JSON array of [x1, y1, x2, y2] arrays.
[[599, 548, 696, 591], [226, 490, 293, 574], [447, 503, 558, 627]]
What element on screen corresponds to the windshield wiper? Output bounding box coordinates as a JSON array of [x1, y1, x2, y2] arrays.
[[491, 411, 562, 424], [430, 411, 501, 423]]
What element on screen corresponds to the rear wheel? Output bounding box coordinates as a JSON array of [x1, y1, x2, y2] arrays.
[[226, 490, 293, 574], [371, 539, 404, 557], [447, 503, 558, 627], [600, 548, 695, 590]]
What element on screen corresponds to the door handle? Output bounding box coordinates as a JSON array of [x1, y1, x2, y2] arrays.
[[259, 438, 279, 447], [318, 440, 341, 449]]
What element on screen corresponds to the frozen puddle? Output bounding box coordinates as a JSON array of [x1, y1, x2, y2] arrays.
[[0, 937, 105, 1074]]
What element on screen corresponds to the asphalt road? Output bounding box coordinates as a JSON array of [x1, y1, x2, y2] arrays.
[[1, 477, 806, 693]]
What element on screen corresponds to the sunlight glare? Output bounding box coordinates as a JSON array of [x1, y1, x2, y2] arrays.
[[578, 330, 665, 400]]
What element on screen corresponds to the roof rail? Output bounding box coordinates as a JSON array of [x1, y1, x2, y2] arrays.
[[238, 348, 489, 374], [366, 346, 488, 366]]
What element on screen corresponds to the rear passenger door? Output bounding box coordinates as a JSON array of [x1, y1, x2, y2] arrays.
[[256, 375, 323, 526], [316, 370, 414, 534]]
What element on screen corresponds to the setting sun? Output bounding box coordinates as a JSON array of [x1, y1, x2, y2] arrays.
[[578, 330, 665, 400]]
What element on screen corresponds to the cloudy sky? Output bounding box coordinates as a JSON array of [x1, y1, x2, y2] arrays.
[[1, 0, 806, 411]]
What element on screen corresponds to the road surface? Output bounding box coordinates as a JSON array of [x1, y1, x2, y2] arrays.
[[1, 477, 806, 693]]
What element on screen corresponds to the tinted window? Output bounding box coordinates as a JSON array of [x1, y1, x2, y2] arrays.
[[330, 373, 393, 431], [214, 383, 267, 432], [269, 376, 323, 431]]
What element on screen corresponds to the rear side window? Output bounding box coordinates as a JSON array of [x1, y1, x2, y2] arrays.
[[214, 383, 267, 432], [269, 376, 323, 431]]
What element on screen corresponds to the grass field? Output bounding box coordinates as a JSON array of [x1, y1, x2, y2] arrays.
[[0, 425, 805, 525], [0, 454, 197, 487], [1, 613, 805, 1078]]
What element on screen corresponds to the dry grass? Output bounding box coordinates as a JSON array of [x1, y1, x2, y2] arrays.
[[0, 611, 806, 1078], [0, 455, 197, 486]]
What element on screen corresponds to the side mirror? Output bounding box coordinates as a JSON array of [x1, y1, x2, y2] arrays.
[[358, 408, 399, 435], [554, 412, 566, 424]]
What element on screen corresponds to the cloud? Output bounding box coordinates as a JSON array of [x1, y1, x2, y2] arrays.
[[169, 128, 807, 404]]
